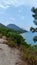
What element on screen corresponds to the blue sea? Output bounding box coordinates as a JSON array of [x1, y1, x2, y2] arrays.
[[21, 32, 37, 45]]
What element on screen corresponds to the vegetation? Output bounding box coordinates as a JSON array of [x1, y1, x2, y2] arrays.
[[0, 24, 37, 65], [0, 23, 25, 47], [30, 7, 37, 42], [30, 27, 37, 32], [21, 45, 37, 65], [33, 36, 37, 42]]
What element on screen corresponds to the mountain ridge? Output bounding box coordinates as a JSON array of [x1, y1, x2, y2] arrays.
[[7, 24, 27, 33], [0, 23, 27, 33]]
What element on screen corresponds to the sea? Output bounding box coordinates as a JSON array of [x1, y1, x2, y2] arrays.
[[21, 31, 37, 45]]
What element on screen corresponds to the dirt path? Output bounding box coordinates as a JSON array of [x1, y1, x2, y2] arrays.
[[0, 38, 20, 65], [0, 38, 27, 65]]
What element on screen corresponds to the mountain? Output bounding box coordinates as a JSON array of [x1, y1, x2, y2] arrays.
[[0, 23, 27, 33], [0, 23, 18, 33], [7, 24, 27, 33], [0, 23, 6, 28]]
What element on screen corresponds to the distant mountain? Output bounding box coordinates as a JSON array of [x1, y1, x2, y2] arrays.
[[0, 23, 27, 33], [0, 23, 5, 28], [0, 23, 18, 33], [7, 24, 27, 33]]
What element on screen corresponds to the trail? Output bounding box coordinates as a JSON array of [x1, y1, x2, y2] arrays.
[[0, 38, 27, 65], [0, 38, 21, 65]]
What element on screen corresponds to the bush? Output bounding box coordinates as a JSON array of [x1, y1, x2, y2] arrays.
[[21, 45, 37, 65], [0, 34, 2, 38]]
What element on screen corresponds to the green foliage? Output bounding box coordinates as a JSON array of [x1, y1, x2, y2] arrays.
[[0, 24, 25, 47], [32, 7, 37, 25], [31, 7, 37, 43], [0, 34, 2, 38], [33, 36, 37, 42], [6, 32, 25, 47], [30, 27, 35, 32]]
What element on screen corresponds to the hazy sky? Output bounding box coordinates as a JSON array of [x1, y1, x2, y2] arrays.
[[0, 0, 37, 30]]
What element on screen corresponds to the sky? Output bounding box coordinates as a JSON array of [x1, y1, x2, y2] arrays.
[[0, 0, 37, 30]]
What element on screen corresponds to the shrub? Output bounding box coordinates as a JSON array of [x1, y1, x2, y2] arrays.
[[0, 34, 2, 38]]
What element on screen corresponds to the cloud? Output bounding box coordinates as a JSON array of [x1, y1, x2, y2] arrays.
[[0, 0, 37, 9]]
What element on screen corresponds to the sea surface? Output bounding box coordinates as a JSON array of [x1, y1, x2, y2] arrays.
[[21, 32, 37, 45]]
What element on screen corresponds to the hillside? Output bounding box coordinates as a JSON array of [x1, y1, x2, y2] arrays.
[[0, 23, 37, 65], [0, 37, 37, 65], [0, 23, 18, 33], [0, 23, 27, 33], [7, 24, 27, 33]]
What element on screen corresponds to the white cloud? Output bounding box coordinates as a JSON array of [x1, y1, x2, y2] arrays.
[[0, 0, 37, 9]]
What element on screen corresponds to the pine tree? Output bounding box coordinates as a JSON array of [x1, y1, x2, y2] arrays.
[[31, 7, 37, 42]]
